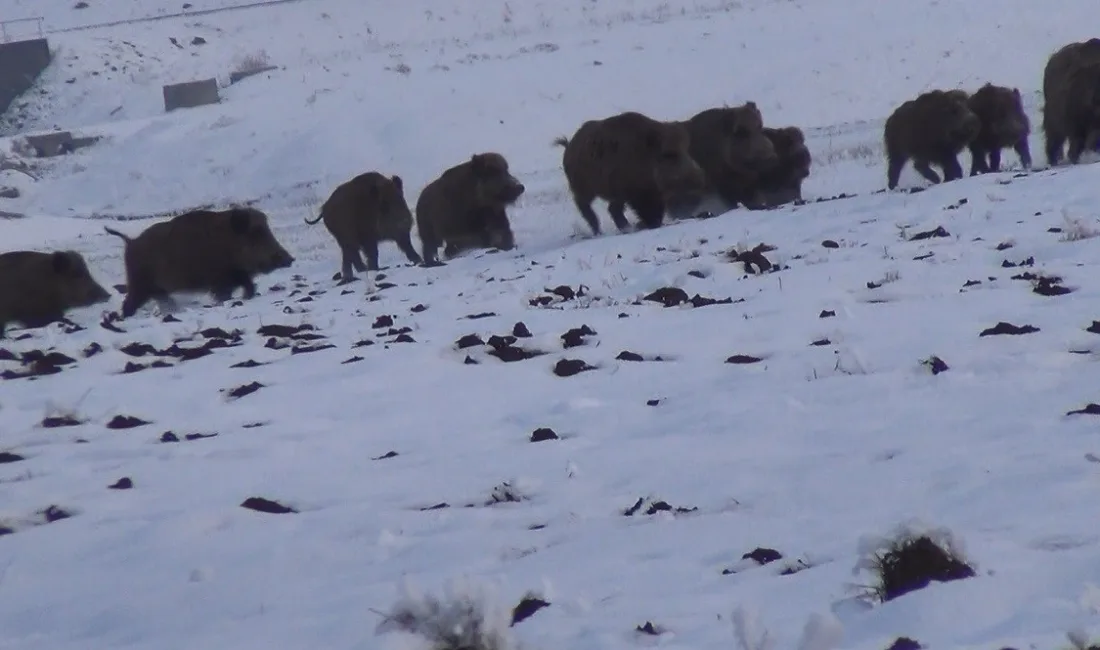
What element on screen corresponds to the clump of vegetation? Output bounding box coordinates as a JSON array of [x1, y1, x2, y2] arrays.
[[855, 521, 976, 602], [1066, 629, 1100, 650], [375, 579, 526, 650], [1058, 209, 1100, 242], [885, 637, 921, 650]]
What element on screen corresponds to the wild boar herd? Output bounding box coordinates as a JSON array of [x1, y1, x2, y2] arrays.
[[1, 38, 1099, 338]]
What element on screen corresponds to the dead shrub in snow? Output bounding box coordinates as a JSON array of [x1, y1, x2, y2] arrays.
[[484, 481, 531, 506], [731, 606, 844, 650], [1058, 210, 1100, 242], [232, 49, 272, 75], [854, 521, 975, 602], [820, 142, 878, 164], [885, 638, 922, 650], [375, 579, 527, 650]]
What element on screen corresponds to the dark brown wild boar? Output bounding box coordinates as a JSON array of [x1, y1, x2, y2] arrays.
[[104, 206, 294, 317], [0, 249, 111, 337], [883, 89, 981, 190], [304, 171, 421, 280], [415, 152, 524, 265], [679, 102, 780, 211], [555, 110, 706, 235], [1042, 38, 1100, 166], [965, 83, 1032, 175], [756, 125, 812, 207]]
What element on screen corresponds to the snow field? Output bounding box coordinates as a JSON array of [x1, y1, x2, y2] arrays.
[[2, 1, 1100, 649]]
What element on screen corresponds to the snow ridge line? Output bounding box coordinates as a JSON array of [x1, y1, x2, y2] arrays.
[[45, 0, 312, 35]]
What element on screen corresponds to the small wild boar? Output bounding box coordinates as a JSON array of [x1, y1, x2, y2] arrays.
[[679, 102, 780, 211], [415, 152, 525, 265], [756, 125, 812, 207], [555, 110, 706, 235], [104, 206, 294, 317], [1042, 38, 1100, 166], [0, 249, 111, 337], [966, 83, 1032, 175], [883, 89, 981, 190], [304, 171, 421, 280]]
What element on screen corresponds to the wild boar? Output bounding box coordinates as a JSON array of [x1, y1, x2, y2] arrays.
[[0, 249, 111, 337], [104, 206, 294, 317], [680, 102, 780, 211], [1042, 38, 1100, 166], [555, 110, 706, 235], [304, 171, 421, 280], [756, 125, 812, 207], [966, 83, 1032, 175], [415, 152, 524, 265], [883, 89, 981, 189]]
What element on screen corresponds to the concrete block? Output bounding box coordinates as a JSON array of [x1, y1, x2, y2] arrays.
[[24, 130, 73, 157], [17, 131, 100, 158], [162, 78, 220, 112]]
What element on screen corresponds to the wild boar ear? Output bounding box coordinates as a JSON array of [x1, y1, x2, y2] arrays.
[[50, 251, 72, 273], [1013, 87, 1021, 99], [391, 175, 403, 192], [470, 153, 485, 174], [229, 208, 252, 235]]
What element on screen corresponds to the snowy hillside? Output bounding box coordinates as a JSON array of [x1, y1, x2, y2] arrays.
[[3, 1, 1100, 649]]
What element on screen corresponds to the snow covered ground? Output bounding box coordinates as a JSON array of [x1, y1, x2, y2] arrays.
[[3, 1, 1100, 649]]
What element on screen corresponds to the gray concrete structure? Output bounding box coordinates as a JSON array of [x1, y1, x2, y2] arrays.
[[21, 131, 100, 157], [162, 78, 220, 112], [0, 36, 52, 118], [25, 130, 73, 157]]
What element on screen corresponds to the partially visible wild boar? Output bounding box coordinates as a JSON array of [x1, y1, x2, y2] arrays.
[[437, 204, 516, 259], [0, 249, 111, 337], [104, 206, 294, 317], [756, 125, 812, 207], [555, 110, 706, 235], [679, 102, 780, 211], [966, 83, 1032, 175], [415, 152, 524, 265], [304, 171, 421, 280], [1042, 38, 1100, 166], [883, 89, 981, 190]]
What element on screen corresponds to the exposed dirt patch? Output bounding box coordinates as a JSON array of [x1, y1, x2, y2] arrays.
[[240, 496, 297, 514], [979, 322, 1039, 336]]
